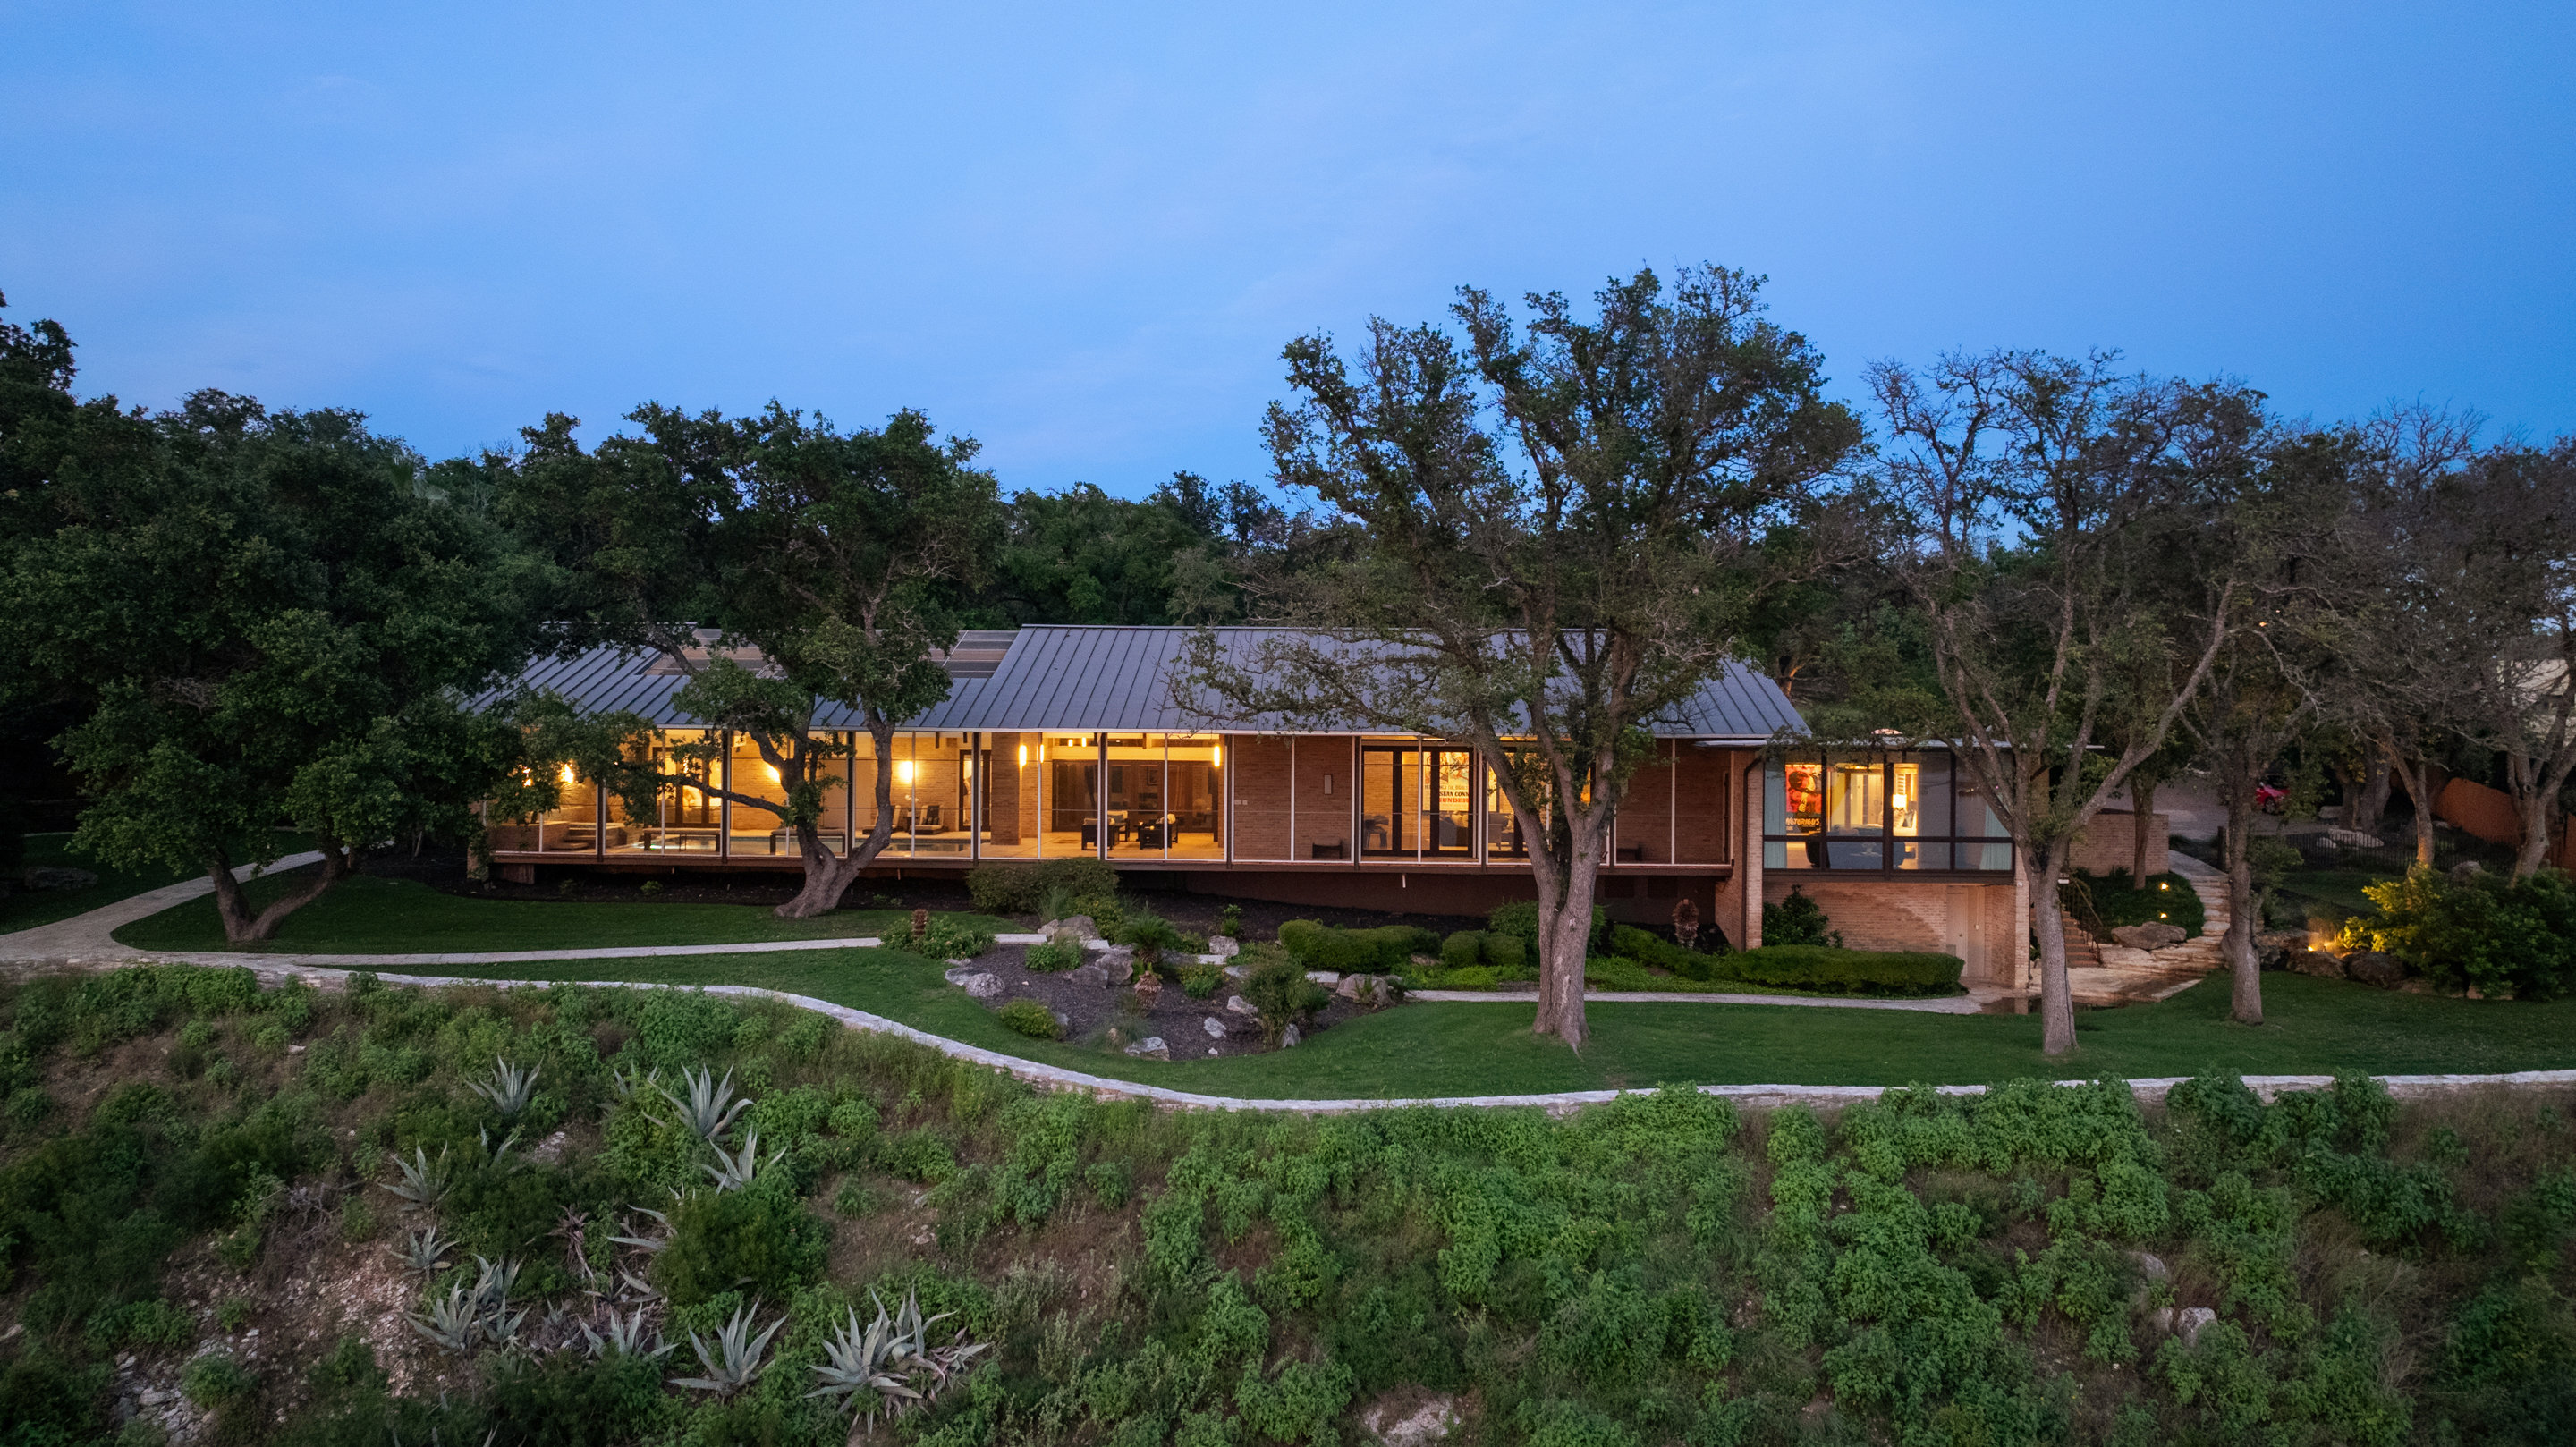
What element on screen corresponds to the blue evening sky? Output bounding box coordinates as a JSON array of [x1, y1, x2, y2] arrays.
[[4, 3, 2570, 494]]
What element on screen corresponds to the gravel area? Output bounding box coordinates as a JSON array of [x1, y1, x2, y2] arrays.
[[951, 941, 1382, 1059]]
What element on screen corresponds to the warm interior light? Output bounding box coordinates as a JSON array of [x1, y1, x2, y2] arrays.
[[1890, 792, 1908, 810], [1017, 744, 1029, 768], [764, 763, 779, 784], [557, 765, 576, 786], [894, 760, 915, 785], [1212, 744, 1223, 767]]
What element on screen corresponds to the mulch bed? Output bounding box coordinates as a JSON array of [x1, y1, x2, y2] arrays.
[[953, 941, 1381, 1060]]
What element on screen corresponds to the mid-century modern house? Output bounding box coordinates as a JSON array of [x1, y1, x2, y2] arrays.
[[487, 626, 2033, 990]]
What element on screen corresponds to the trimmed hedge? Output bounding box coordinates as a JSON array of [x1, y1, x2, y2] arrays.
[[1487, 900, 1606, 956], [1440, 930, 1484, 971], [1608, 924, 1724, 981], [1723, 944, 1963, 995], [964, 858, 1119, 914], [1277, 919, 1438, 971]]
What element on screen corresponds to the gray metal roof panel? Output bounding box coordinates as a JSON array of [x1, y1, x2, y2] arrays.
[[492, 627, 1801, 740]]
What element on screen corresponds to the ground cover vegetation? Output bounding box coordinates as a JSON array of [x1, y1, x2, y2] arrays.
[[2, 965, 2572, 1446]]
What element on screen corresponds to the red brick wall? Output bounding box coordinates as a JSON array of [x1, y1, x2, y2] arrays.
[[1231, 735, 1293, 860], [2067, 811, 2168, 877], [1675, 748, 1733, 864], [1292, 737, 1354, 860]]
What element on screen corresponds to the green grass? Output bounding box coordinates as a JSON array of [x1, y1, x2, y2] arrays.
[[113, 870, 1013, 953], [0, 832, 307, 935], [2275, 865, 2402, 920], [377, 944, 2576, 1097]]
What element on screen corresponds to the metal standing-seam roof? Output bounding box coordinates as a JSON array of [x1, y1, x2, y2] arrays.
[[489, 625, 1804, 740]]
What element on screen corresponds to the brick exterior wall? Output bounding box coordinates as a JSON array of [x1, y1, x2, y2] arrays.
[[2066, 811, 2169, 878], [1761, 875, 2021, 987], [1230, 735, 1294, 860]]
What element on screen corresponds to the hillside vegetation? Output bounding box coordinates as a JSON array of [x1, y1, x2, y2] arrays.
[[0, 965, 2569, 1446]]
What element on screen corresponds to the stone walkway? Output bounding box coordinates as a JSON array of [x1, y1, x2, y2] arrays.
[[2063, 851, 2231, 1008]]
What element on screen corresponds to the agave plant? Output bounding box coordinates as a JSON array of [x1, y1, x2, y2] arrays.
[[467, 1057, 541, 1119], [701, 1129, 783, 1192], [583, 1307, 675, 1361], [479, 1126, 521, 1168], [387, 1224, 456, 1278], [655, 1066, 753, 1143], [615, 1267, 662, 1303], [610, 1206, 673, 1254], [808, 1290, 987, 1428], [380, 1146, 453, 1214], [407, 1284, 483, 1354], [670, 1300, 784, 1397], [470, 1255, 521, 1313], [608, 1062, 661, 1100]]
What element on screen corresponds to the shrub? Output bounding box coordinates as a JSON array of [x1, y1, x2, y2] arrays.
[[1115, 911, 1191, 973], [181, 1355, 256, 1407], [996, 999, 1061, 1040], [2072, 868, 2207, 937], [1440, 931, 1484, 971], [1762, 886, 1841, 948], [1022, 940, 1083, 972], [1481, 932, 1526, 973], [1608, 924, 1724, 981], [2346, 867, 2576, 998], [967, 858, 1119, 915], [1724, 945, 1962, 995], [1277, 920, 1436, 971], [652, 1187, 827, 1306], [1179, 964, 1225, 999], [921, 918, 996, 960], [1241, 955, 1329, 1045], [1217, 903, 1242, 937]]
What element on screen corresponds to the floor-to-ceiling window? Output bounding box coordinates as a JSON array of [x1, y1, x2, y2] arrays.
[[606, 730, 719, 854], [1043, 734, 1100, 855], [1764, 749, 2012, 874]]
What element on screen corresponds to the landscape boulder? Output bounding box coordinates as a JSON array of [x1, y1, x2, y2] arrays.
[[1280, 1024, 1302, 1048], [941, 968, 1003, 999], [2109, 921, 2188, 951], [1200, 1015, 1228, 1039], [1067, 962, 1111, 988], [2148, 1307, 2218, 1347], [1224, 994, 1258, 1017], [2253, 929, 2307, 969], [1095, 946, 1137, 983], [2283, 949, 2346, 980], [2327, 826, 2385, 849], [1040, 915, 1097, 943], [1123, 1037, 1170, 1060], [1206, 935, 1241, 960], [2343, 950, 2406, 988]]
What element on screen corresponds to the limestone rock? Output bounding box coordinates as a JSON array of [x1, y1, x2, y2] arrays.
[[1224, 963, 1250, 980], [952, 972, 1003, 1000], [1040, 915, 1097, 943], [2450, 860, 2486, 881], [2327, 827, 2385, 849], [1304, 970, 1340, 985], [1207, 935, 1241, 959], [2110, 921, 2188, 951], [1123, 1037, 1170, 1060], [1201, 1015, 1228, 1039], [1280, 1024, 1301, 1048], [1335, 973, 1369, 999], [1224, 994, 1258, 1017], [1097, 945, 1138, 983], [2343, 950, 2406, 988], [1067, 962, 1111, 988], [1361, 1394, 1461, 1447], [2148, 1306, 2218, 1346], [2284, 949, 2346, 980]]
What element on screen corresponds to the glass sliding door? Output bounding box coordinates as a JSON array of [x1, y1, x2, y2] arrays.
[[608, 730, 719, 854], [1167, 735, 1224, 859], [1043, 734, 1100, 856], [1425, 748, 1472, 857], [1106, 734, 1166, 858], [1359, 743, 1419, 858]]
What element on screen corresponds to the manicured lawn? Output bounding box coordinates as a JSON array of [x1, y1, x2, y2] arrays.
[[2275, 865, 2400, 920], [114, 870, 1013, 952], [1, 832, 307, 935], [381, 944, 2576, 1097]]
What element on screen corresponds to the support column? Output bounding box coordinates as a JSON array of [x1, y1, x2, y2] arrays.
[[1741, 757, 1764, 949]]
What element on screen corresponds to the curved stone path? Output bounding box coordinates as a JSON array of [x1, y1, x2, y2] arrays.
[[4, 857, 2568, 1114]]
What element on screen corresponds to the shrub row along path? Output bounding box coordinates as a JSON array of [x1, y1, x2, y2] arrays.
[[2, 855, 2573, 1110]]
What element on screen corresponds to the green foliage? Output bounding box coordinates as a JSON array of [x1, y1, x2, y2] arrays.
[[1276, 919, 1434, 971], [1241, 955, 1328, 1045], [965, 857, 1119, 915], [920, 918, 995, 960], [2348, 866, 2576, 998], [1115, 910, 1193, 971], [2072, 868, 2207, 936], [1233, 1357, 1354, 1445], [181, 1354, 256, 1407], [1439, 930, 1484, 971], [996, 998, 1060, 1040], [1179, 964, 1225, 999], [1021, 939, 1083, 972], [653, 1188, 827, 1307], [1722, 945, 1962, 995], [1760, 886, 1841, 948], [1606, 924, 1725, 980]]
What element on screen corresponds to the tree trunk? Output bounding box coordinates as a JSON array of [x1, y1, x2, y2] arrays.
[[2351, 752, 2391, 838], [2504, 753, 2571, 880], [1530, 831, 1600, 1051], [2224, 790, 2261, 1025], [2030, 842, 2078, 1056], [2131, 777, 2157, 884], [2380, 738, 2438, 869], [774, 724, 902, 919], [208, 842, 355, 943]]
